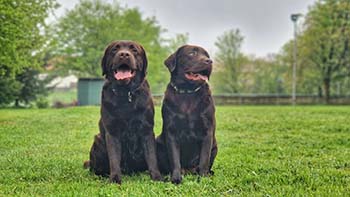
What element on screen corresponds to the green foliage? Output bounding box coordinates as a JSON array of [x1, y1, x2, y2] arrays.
[[215, 29, 244, 65], [51, 0, 169, 93], [0, 0, 58, 76], [0, 72, 21, 106], [14, 68, 49, 107], [0, 0, 57, 106], [300, 0, 350, 100], [275, 40, 323, 95], [0, 106, 349, 195], [0, 68, 49, 107], [168, 33, 189, 52], [211, 0, 350, 96], [211, 29, 291, 95], [212, 29, 248, 93], [245, 55, 288, 94], [270, 0, 350, 98], [36, 96, 49, 108]]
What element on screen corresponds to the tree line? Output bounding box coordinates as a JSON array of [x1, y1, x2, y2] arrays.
[[211, 0, 350, 103], [0, 0, 349, 106]]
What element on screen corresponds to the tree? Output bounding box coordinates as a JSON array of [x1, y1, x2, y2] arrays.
[[0, 0, 58, 76], [301, 0, 350, 102], [14, 68, 49, 107], [51, 0, 169, 93], [246, 55, 288, 94], [278, 40, 322, 96], [0, 0, 57, 106], [212, 29, 248, 93], [0, 68, 21, 106], [168, 33, 189, 51], [0, 67, 49, 107]]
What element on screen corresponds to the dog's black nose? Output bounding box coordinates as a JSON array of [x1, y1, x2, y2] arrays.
[[204, 58, 213, 65], [119, 51, 130, 59]]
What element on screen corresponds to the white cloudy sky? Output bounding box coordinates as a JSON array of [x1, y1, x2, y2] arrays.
[[54, 0, 316, 57]]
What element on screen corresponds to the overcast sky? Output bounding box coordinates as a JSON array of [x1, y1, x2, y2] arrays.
[[55, 0, 316, 57]]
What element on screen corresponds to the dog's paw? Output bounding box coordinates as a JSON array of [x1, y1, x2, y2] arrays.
[[109, 174, 122, 185], [209, 170, 215, 176], [171, 171, 182, 184], [198, 168, 210, 177], [150, 171, 163, 182]]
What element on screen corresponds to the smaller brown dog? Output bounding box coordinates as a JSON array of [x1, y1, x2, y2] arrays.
[[156, 45, 218, 184]]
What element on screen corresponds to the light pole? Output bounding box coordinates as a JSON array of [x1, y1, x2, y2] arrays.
[[291, 13, 302, 106]]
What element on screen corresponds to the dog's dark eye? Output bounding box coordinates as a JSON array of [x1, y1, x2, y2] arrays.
[[189, 51, 197, 56], [129, 45, 138, 54], [111, 45, 120, 53]]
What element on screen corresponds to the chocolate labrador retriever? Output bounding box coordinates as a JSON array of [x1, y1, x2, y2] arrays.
[[156, 45, 218, 184], [84, 41, 162, 184]]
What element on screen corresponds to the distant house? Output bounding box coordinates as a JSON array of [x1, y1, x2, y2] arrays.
[[38, 55, 78, 90], [48, 75, 78, 90], [39, 74, 78, 90]]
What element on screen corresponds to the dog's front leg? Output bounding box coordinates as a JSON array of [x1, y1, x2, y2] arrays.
[[143, 132, 162, 181], [166, 132, 182, 184], [198, 131, 213, 176], [106, 132, 122, 184]]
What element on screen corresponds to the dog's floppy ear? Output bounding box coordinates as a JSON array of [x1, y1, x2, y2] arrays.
[[165, 45, 187, 73], [138, 45, 148, 77], [164, 53, 176, 73], [101, 43, 114, 77]]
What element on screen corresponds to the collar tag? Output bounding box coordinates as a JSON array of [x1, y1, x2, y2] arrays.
[[128, 92, 132, 102]]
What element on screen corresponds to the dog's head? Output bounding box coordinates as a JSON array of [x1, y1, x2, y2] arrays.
[[101, 40, 147, 85], [164, 45, 212, 85]]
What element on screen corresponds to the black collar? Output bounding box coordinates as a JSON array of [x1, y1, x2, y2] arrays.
[[111, 79, 145, 102], [170, 82, 204, 94]]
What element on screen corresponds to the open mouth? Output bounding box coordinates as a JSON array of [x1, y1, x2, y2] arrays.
[[114, 64, 136, 80], [185, 70, 209, 82]]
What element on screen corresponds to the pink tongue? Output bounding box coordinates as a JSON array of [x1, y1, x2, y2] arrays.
[[186, 73, 208, 82], [115, 70, 132, 80], [196, 74, 208, 81]]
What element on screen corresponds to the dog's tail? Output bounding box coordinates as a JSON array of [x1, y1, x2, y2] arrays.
[[83, 160, 90, 169]]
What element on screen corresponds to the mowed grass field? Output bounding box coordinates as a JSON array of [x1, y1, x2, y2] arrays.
[[0, 106, 349, 196]]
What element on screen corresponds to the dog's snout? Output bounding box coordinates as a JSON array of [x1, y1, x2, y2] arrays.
[[204, 58, 213, 65], [118, 51, 131, 59]]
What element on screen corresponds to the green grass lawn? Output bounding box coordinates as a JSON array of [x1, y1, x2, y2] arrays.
[[0, 106, 349, 196], [47, 89, 77, 105]]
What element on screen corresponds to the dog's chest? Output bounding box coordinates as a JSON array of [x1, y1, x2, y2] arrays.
[[172, 93, 202, 113], [172, 105, 208, 140], [166, 94, 213, 140], [101, 98, 149, 135], [177, 100, 198, 114]]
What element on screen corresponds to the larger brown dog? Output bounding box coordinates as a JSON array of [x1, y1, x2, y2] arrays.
[[156, 45, 218, 184], [84, 41, 161, 184]]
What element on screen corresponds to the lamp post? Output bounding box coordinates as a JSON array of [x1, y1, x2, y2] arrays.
[[290, 13, 302, 106]]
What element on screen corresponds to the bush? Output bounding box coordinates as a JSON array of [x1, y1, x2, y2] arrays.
[[36, 96, 49, 108]]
